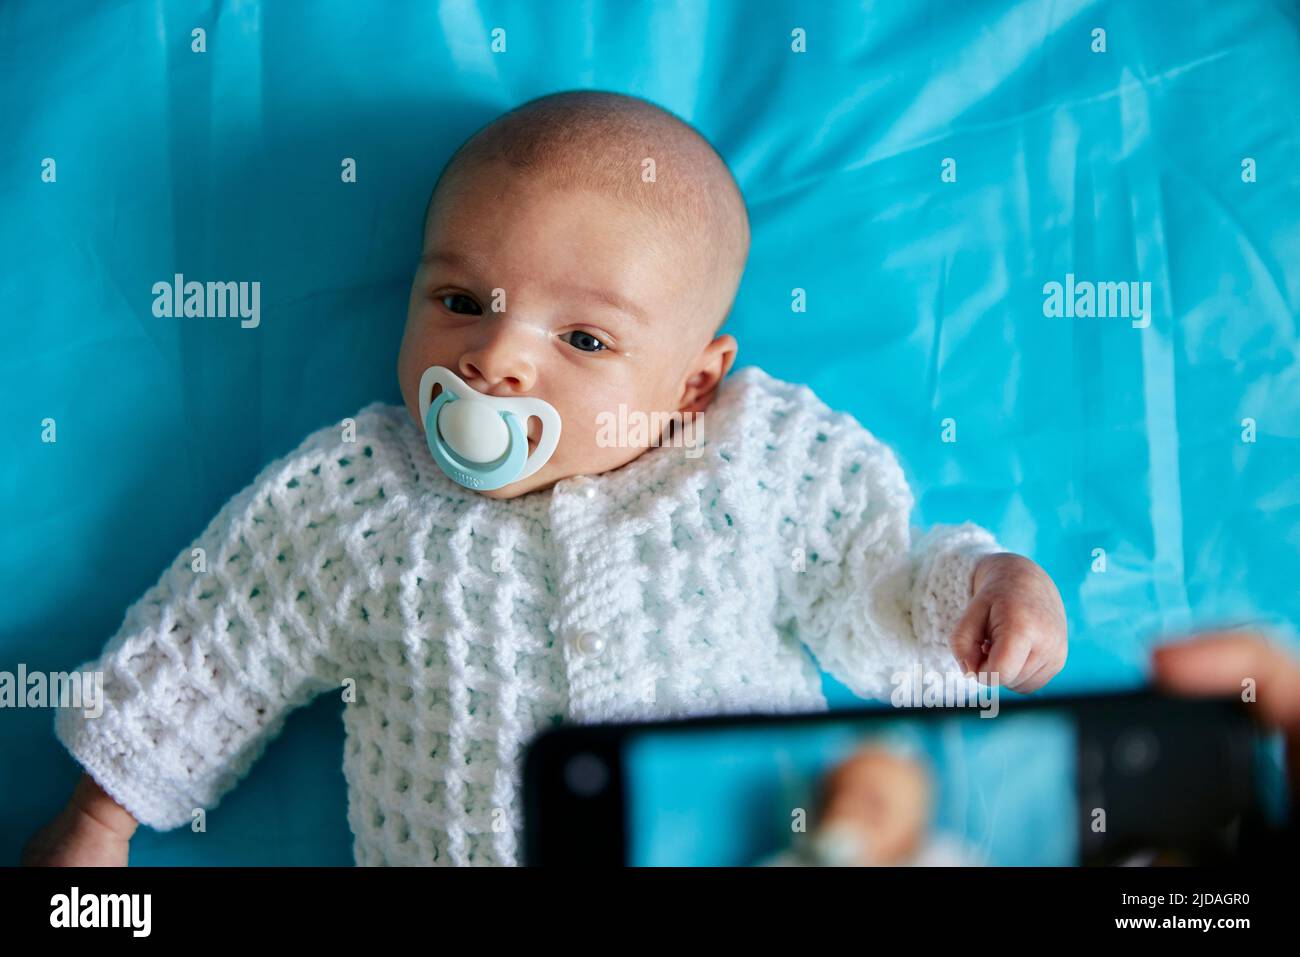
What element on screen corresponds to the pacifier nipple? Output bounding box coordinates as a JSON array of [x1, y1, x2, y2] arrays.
[[438, 399, 510, 463]]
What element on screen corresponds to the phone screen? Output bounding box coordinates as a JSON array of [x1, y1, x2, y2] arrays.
[[625, 709, 1077, 866], [524, 692, 1290, 866]]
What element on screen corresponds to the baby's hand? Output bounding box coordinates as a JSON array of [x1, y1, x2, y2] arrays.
[[21, 773, 136, 867], [948, 553, 1067, 692], [21, 810, 130, 866]]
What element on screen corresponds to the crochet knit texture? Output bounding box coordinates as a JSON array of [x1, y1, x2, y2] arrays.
[[54, 365, 1002, 865]]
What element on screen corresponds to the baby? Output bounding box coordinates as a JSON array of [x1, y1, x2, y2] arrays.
[[25, 90, 1067, 867], [759, 746, 984, 867]]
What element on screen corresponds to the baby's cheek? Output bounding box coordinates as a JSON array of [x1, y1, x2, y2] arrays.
[[560, 423, 644, 474]]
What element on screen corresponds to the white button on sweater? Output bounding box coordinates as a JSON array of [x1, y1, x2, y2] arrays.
[[53, 365, 1002, 865]]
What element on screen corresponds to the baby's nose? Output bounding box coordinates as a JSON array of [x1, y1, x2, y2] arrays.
[[458, 312, 550, 393], [459, 348, 537, 395]]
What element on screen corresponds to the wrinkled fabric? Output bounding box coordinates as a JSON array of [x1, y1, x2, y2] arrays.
[[2, 0, 1297, 865]]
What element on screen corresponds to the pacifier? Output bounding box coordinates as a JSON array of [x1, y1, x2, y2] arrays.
[[418, 366, 562, 491], [808, 821, 875, 867]]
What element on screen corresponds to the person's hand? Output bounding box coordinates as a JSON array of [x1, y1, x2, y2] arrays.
[[1151, 629, 1300, 799], [949, 552, 1068, 692], [21, 773, 137, 866]]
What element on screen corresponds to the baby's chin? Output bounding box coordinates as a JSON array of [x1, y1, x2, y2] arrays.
[[455, 424, 658, 500], [475, 433, 559, 499], [477, 468, 562, 500]]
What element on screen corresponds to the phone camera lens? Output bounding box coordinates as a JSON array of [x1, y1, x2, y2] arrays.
[[564, 752, 609, 797], [1115, 728, 1160, 773]]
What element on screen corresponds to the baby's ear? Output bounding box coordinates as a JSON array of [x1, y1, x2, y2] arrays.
[[679, 380, 719, 415], [679, 334, 737, 414]]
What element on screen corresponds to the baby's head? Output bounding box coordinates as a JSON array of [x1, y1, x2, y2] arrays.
[[813, 746, 932, 866], [397, 90, 750, 498]]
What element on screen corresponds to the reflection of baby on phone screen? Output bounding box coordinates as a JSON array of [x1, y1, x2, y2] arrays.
[[758, 744, 983, 867]]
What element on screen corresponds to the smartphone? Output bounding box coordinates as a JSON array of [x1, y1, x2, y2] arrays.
[[521, 690, 1291, 866]]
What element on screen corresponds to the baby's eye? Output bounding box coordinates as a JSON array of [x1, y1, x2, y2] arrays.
[[439, 293, 482, 316], [563, 330, 608, 353]]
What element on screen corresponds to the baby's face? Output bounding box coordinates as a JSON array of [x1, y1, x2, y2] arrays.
[[398, 160, 733, 498], [819, 750, 929, 865]]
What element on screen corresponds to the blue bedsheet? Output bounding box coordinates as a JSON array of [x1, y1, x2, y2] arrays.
[[2, 0, 1297, 865]]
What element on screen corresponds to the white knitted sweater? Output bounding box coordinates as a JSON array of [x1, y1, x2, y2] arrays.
[[54, 365, 1002, 866]]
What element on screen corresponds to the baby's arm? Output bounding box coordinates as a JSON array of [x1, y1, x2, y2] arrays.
[[27, 413, 383, 863], [759, 378, 1059, 698]]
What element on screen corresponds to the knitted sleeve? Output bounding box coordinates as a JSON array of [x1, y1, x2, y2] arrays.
[[758, 377, 1004, 701], [52, 409, 386, 831]]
